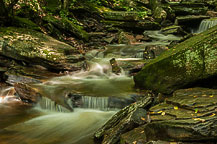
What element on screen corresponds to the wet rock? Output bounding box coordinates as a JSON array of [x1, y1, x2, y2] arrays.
[[143, 45, 168, 59], [175, 15, 210, 26], [0, 27, 82, 72], [14, 83, 41, 103], [161, 25, 187, 36], [120, 88, 217, 143], [118, 31, 136, 44], [5, 73, 41, 85], [168, 2, 208, 16], [110, 58, 122, 75], [206, 11, 217, 17], [94, 92, 154, 144], [134, 25, 217, 94]]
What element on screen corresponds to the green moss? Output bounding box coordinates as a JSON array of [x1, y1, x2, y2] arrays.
[[43, 16, 89, 41], [134, 25, 217, 94], [13, 16, 40, 31]]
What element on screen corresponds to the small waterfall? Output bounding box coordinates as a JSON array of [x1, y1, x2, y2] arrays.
[[81, 96, 109, 110], [38, 97, 72, 113], [0, 87, 20, 103], [196, 18, 217, 33], [80, 95, 134, 110]]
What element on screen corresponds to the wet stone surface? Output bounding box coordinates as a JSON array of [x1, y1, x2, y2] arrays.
[[120, 88, 217, 144]]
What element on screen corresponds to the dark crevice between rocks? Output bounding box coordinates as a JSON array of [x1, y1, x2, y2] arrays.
[[183, 75, 217, 90]]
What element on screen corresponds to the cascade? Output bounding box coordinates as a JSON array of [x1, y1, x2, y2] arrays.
[[38, 97, 72, 113], [196, 18, 217, 33], [81, 96, 109, 110]]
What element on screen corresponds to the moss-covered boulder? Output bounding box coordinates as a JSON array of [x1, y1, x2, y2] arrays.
[[134, 25, 217, 94], [120, 88, 217, 143], [0, 27, 83, 71], [43, 16, 89, 41], [13, 16, 41, 31]]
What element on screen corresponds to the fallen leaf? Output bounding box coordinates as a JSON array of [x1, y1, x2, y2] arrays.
[[210, 95, 214, 98], [174, 106, 178, 110], [193, 118, 205, 122], [133, 141, 137, 144], [161, 112, 166, 116], [209, 113, 216, 117], [140, 131, 144, 134], [141, 117, 146, 121], [157, 111, 163, 113]]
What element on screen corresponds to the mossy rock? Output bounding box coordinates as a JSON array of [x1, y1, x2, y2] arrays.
[[168, 2, 208, 16], [102, 11, 150, 21], [120, 88, 217, 143], [102, 20, 161, 31], [43, 16, 89, 41], [0, 27, 82, 71], [175, 15, 210, 25], [134, 25, 217, 94], [13, 16, 41, 31]]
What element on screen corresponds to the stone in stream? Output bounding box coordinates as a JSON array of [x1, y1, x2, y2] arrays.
[[14, 83, 41, 103], [134, 25, 217, 94], [110, 58, 122, 75], [120, 88, 217, 144]]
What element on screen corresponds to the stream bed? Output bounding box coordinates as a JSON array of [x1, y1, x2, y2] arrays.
[[0, 30, 181, 144]]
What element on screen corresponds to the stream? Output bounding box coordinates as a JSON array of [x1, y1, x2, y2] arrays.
[[0, 19, 215, 144]]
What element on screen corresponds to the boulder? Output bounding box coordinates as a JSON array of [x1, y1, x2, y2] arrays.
[[161, 25, 187, 36], [14, 83, 41, 103], [43, 16, 89, 41], [94, 92, 154, 144], [120, 88, 217, 143], [134, 25, 217, 94], [0, 27, 83, 71], [175, 15, 210, 26], [13, 16, 41, 31], [110, 58, 122, 75]]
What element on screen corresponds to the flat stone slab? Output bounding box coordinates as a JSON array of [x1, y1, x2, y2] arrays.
[[120, 88, 217, 143]]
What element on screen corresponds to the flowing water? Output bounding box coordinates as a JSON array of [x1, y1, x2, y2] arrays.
[[193, 18, 217, 33], [0, 30, 183, 144]]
